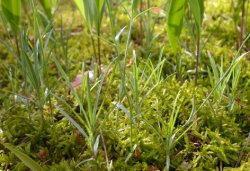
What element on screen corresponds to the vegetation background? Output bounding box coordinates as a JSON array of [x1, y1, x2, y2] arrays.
[[0, 0, 250, 170]]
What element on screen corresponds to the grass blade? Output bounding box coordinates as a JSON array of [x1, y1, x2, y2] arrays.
[[1, 143, 44, 171], [56, 105, 88, 139]]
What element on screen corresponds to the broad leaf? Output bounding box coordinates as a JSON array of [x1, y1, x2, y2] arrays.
[[167, 0, 187, 50], [188, 0, 204, 35], [1, 143, 45, 171], [1, 0, 21, 34]]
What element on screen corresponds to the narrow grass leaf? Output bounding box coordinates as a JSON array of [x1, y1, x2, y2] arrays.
[[56, 105, 88, 139], [93, 135, 100, 157], [1, 143, 44, 171]]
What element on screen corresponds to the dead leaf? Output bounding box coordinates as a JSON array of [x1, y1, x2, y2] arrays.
[[71, 74, 83, 89]]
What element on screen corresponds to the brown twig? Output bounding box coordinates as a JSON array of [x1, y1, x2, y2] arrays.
[[195, 37, 200, 86], [100, 129, 109, 167]]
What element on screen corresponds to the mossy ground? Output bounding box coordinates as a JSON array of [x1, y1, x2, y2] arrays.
[[0, 0, 250, 171]]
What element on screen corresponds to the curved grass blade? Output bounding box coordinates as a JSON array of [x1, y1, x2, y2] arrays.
[[1, 143, 44, 171], [56, 105, 88, 139]]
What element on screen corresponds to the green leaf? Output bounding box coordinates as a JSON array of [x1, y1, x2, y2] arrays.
[[1, 143, 45, 171], [198, 0, 204, 21], [72, 0, 85, 18], [56, 105, 89, 139], [188, 0, 204, 35], [132, 0, 140, 13], [167, 0, 187, 50], [1, 0, 21, 34], [72, 0, 106, 32], [39, 0, 57, 18]]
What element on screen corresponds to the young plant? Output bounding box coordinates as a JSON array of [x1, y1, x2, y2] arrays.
[[53, 57, 115, 167]]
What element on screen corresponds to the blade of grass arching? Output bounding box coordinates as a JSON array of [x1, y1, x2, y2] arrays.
[[1, 0, 21, 34], [167, 0, 187, 50], [56, 106, 88, 139], [1, 143, 44, 171], [174, 117, 200, 143], [52, 93, 91, 136], [112, 101, 131, 118], [53, 57, 90, 125]]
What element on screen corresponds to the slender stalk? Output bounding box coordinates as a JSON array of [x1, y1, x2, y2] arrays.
[[195, 36, 200, 85], [97, 31, 101, 75], [139, 0, 143, 44], [239, 0, 246, 50], [100, 129, 109, 168], [90, 31, 98, 65], [15, 34, 20, 58]]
